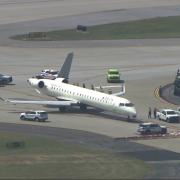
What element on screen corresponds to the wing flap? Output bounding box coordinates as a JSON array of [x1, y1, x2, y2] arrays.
[[1, 97, 78, 107]]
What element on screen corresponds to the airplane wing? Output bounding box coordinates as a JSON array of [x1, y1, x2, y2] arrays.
[[57, 52, 73, 79], [0, 97, 79, 108], [95, 83, 125, 96]]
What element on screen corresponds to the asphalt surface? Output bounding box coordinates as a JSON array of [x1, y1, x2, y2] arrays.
[[0, 0, 180, 178]]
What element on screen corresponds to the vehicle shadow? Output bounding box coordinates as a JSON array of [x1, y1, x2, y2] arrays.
[[0, 83, 16, 87]]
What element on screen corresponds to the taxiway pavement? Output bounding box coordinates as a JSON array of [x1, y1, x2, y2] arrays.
[[0, 0, 180, 155]]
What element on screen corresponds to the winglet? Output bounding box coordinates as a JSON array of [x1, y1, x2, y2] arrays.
[[57, 52, 73, 79]]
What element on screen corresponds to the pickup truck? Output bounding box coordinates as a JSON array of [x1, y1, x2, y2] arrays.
[[137, 122, 167, 135], [156, 109, 179, 123], [175, 107, 180, 115]]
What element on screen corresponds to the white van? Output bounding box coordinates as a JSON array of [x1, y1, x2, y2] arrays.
[[20, 110, 48, 122]]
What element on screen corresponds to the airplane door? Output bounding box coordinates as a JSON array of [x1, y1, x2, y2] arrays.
[[112, 100, 117, 112]]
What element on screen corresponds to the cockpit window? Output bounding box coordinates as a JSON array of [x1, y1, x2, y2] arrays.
[[125, 103, 134, 107], [119, 103, 125, 106]]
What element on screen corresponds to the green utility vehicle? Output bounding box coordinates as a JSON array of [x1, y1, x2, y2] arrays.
[[174, 69, 180, 96], [107, 69, 120, 83]]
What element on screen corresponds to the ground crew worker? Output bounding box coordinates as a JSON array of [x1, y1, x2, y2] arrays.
[[148, 107, 152, 119], [153, 107, 157, 119]]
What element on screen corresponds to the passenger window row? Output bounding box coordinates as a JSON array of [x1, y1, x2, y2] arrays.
[[119, 103, 134, 107], [51, 85, 113, 104]]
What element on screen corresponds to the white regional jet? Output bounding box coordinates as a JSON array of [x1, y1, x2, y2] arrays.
[[2, 52, 137, 119]]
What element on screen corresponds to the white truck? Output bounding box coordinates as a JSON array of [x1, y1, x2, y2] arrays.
[[156, 109, 179, 123], [175, 107, 180, 116]]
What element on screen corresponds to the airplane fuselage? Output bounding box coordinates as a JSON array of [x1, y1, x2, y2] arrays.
[[28, 78, 137, 118]]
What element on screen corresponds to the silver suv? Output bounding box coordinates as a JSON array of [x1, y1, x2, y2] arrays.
[[137, 122, 167, 135], [20, 110, 48, 122]]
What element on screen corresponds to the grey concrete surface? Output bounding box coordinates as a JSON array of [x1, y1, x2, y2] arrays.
[[0, 46, 179, 138], [0, 0, 180, 153]]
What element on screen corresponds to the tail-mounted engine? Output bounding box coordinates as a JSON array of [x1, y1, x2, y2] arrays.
[[38, 81, 45, 88], [55, 78, 68, 83]]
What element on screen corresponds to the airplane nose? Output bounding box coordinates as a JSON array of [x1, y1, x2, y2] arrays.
[[27, 78, 38, 87], [131, 108, 137, 118], [27, 78, 33, 85]]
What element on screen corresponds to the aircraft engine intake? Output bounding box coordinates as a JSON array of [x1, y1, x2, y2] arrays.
[[38, 81, 45, 88]]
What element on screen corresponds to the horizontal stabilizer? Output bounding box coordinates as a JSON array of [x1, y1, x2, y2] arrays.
[[95, 84, 125, 96], [112, 83, 125, 96]]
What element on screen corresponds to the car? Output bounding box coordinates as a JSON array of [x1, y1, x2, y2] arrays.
[[107, 69, 120, 83], [0, 73, 13, 85], [174, 69, 180, 96], [41, 69, 58, 76], [137, 122, 167, 135], [35, 73, 56, 80], [35, 69, 58, 80], [20, 110, 48, 122]]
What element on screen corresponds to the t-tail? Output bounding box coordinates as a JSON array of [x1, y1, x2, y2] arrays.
[[57, 52, 73, 81]]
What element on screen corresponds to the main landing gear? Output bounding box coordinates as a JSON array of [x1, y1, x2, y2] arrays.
[[59, 107, 66, 112], [58, 104, 87, 112], [80, 104, 87, 111]]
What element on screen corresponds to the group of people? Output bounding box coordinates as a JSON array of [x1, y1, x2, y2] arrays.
[[148, 107, 158, 119]]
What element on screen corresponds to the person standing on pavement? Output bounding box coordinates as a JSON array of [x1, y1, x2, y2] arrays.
[[148, 107, 152, 119], [153, 107, 157, 119]]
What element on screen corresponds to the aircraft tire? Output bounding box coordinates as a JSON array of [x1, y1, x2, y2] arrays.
[[59, 107, 66, 112], [20, 116, 25, 120], [34, 117, 39, 121], [80, 104, 87, 111]]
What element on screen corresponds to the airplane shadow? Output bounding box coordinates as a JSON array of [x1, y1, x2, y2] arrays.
[[48, 107, 142, 124], [8, 107, 142, 124]]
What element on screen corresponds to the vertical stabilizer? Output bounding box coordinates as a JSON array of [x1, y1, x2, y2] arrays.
[[57, 52, 73, 79]]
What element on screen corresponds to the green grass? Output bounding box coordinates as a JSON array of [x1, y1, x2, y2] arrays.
[[11, 16, 180, 41], [0, 132, 150, 179]]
